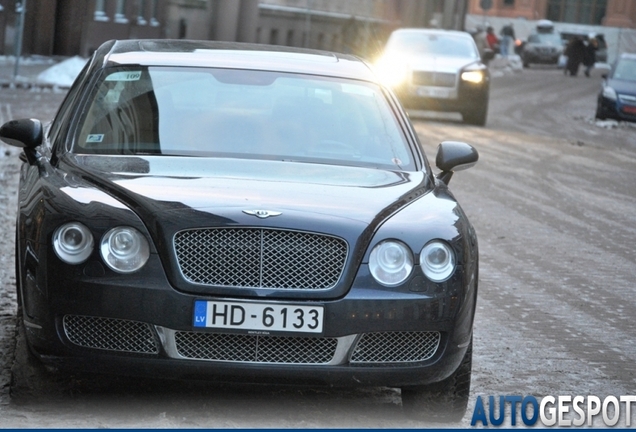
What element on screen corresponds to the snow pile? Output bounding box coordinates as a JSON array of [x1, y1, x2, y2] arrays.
[[37, 56, 87, 87], [595, 119, 619, 129]]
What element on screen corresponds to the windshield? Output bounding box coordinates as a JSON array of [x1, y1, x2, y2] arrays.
[[386, 32, 479, 59], [528, 33, 562, 45], [613, 58, 636, 82], [74, 67, 414, 170]]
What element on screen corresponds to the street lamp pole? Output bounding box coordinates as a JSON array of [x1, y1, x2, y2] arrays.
[[13, 0, 27, 80]]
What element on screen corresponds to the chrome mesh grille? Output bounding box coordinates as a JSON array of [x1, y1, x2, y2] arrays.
[[350, 331, 440, 363], [174, 228, 347, 289], [63, 315, 159, 354], [175, 331, 338, 364], [412, 71, 457, 87]]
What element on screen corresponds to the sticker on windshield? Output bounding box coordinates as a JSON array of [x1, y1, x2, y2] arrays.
[[86, 134, 104, 143], [105, 71, 142, 81]]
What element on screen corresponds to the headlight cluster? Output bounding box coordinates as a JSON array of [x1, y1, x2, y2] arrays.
[[461, 70, 484, 84], [53, 222, 150, 273], [602, 86, 617, 101], [374, 56, 409, 87], [369, 240, 456, 286]]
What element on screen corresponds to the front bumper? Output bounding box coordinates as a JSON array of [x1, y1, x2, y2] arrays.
[[597, 94, 636, 122], [22, 256, 476, 388], [522, 50, 560, 64], [393, 82, 488, 114]]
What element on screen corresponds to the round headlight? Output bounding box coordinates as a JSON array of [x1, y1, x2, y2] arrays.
[[419, 241, 456, 282], [100, 227, 150, 273], [53, 222, 94, 264], [369, 240, 413, 286]]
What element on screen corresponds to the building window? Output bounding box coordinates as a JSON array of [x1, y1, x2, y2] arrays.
[[503, 0, 514, 5], [286, 29, 294, 46], [94, 0, 109, 21], [115, 0, 129, 23], [546, 0, 607, 25], [270, 29, 279, 45], [136, 0, 147, 25], [150, 0, 159, 26], [178, 18, 187, 39]]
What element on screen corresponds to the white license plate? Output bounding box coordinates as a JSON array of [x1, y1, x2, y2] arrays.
[[417, 87, 451, 99], [193, 300, 324, 333]]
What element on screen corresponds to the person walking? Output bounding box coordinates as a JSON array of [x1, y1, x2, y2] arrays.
[[499, 24, 515, 57], [486, 26, 499, 52], [583, 37, 598, 77], [564, 36, 586, 76]]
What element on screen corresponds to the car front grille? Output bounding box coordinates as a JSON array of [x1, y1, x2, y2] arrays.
[[63, 315, 159, 354], [412, 71, 456, 87], [174, 331, 338, 364], [174, 228, 348, 290], [350, 331, 440, 363]]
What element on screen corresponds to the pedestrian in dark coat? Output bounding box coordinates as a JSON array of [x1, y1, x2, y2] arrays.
[[583, 38, 598, 77], [565, 37, 585, 76]]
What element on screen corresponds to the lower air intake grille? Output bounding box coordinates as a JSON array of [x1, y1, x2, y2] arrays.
[[175, 331, 338, 364], [63, 315, 159, 354], [350, 331, 440, 363]]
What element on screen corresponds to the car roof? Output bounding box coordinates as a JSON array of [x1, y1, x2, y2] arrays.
[[93, 39, 377, 82]]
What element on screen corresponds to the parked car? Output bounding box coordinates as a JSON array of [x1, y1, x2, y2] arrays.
[[375, 28, 491, 126], [518, 31, 564, 67], [596, 53, 636, 122], [1, 39, 479, 421]]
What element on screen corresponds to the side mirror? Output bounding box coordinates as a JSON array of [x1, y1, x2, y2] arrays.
[[435, 141, 479, 185], [0, 118, 43, 149], [0, 118, 43, 165]]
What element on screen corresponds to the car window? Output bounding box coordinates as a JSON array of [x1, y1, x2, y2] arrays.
[[74, 67, 414, 170], [386, 32, 479, 59], [613, 58, 636, 82]]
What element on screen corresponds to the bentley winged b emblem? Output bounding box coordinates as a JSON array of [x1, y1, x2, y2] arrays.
[[243, 210, 283, 219]]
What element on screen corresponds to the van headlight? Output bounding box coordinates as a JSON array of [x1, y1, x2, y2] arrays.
[[100, 227, 150, 273], [369, 240, 413, 286], [420, 241, 455, 282]]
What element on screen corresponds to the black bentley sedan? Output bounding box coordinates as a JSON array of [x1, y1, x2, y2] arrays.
[[1, 40, 479, 422]]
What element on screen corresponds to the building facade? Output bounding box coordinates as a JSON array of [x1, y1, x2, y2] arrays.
[[468, 0, 636, 28], [1, 0, 469, 58]]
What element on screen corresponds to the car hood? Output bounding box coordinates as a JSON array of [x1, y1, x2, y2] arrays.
[[607, 78, 636, 96], [66, 155, 428, 236]]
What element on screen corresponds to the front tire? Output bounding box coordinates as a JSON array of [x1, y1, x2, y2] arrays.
[[401, 340, 472, 423]]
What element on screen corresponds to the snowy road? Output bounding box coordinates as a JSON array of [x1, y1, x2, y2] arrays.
[[0, 66, 635, 427]]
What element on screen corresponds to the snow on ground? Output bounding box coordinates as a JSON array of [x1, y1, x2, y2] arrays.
[[36, 56, 87, 87]]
